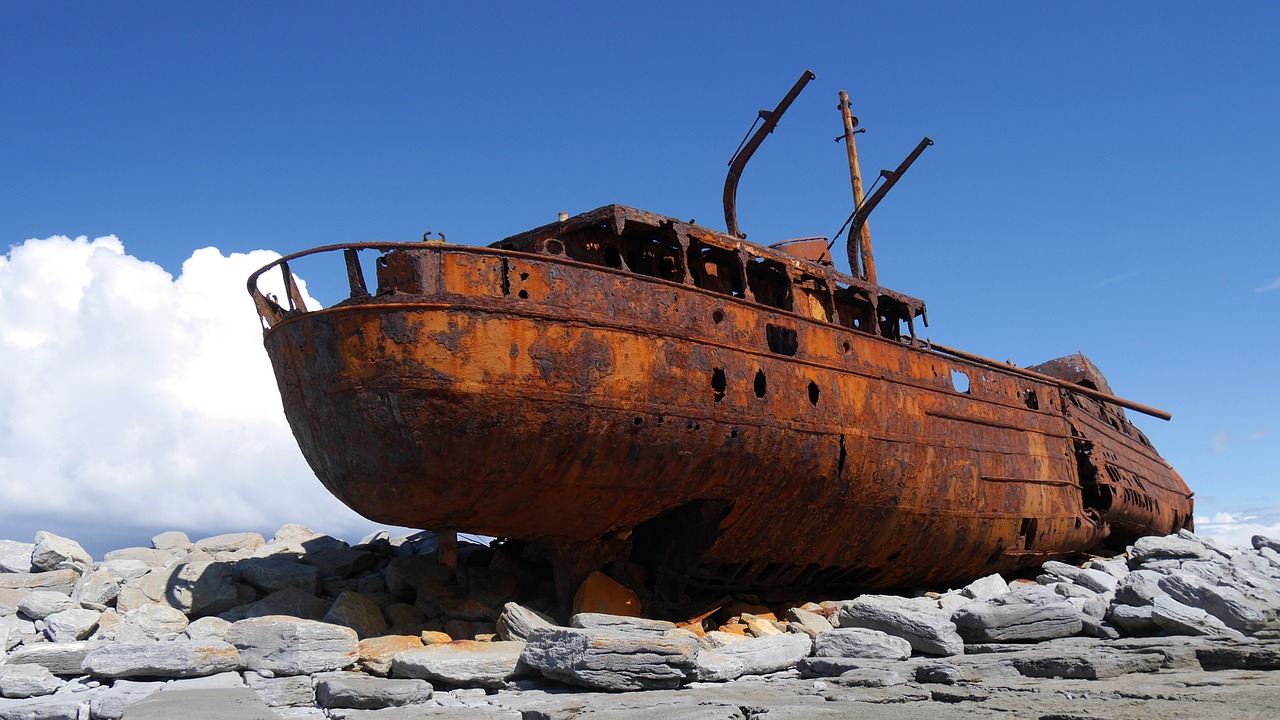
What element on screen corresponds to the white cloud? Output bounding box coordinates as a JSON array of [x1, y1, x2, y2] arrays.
[[1194, 506, 1280, 549], [1209, 431, 1231, 454], [0, 235, 395, 551], [1255, 278, 1280, 293]]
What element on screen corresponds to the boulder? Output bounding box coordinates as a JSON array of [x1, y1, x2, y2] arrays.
[[103, 547, 173, 569], [225, 616, 359, 675], [1010, 647, 1163, 679], [112, 686, 276, 720], [1040, 560, 1118, 594], [694, 632, 812, 681], [74, 568, 121, 610], [1151, 595, 1248, 640], [1158, 573, 1268, 633], [89, 679, 166, 719], [786, 607, 834, 638], [244, 673, 315, 707], [572, 571, 640, 617], [519, 627, 697, 691], [393, 639, 528, 688], [167, 561, 239, 617], [1253, 535, 1280, 553], [1108, 603, 1161, 635], [5, 640, 98, 675], [570, 613, 673, 634], [951, 587, 1083, 643], [0, 664, 62, 699], [125, 604, 189, 640], [697, 630, 752, 650], [219, 588, 330, 623], [357, 635, 425, 677], [184, 616, 233, 642], [315, 673, 433, 709], [1115, 570, 1167, 607], [31, 532, 93, 575], [150, 531, 191, 551], [836, 595, 964, 656], [193, 532, 265, 557], [496, 602, 556, 641], [1130, 535, 1214, 564], [116, 567, 176, 613], [16, 591, 78, 620], [961, 573, 1010, 600], [81, 640, 240, 678], [43, 607, 101, 642], [814, 627, 912, 660], [0, 540, 35, 574], [0, 569, 80, 596], [324, 591, 389, 639], [238, 557, 321, 596]]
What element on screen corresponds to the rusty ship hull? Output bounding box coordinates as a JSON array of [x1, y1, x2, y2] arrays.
[[251, 204, 1193, 597]]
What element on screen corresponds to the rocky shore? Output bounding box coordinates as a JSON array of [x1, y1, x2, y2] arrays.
[[1, 525, 1278, 719]]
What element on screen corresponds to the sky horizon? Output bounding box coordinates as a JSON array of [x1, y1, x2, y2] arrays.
[[2, 3, 1276, 559]]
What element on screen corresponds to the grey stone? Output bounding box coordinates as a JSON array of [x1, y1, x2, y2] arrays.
[[124, 604, 188, 640], [1158, 572, 1268, 632], [915, 662, 964, 684], [16, 592, 77, 621], [73, 569, 121, 610], [394, 640, 527, 689], [89, 679, 165, 720], [0, 690, 91, 720], [0, 570, 79, 596], [519, 628, 696, 691], [245, 674, 315, 707], [302, 545, 377, 580], [150, 531, 191, 551], [42, 608, 100, 642], [836, 595, 964, 656], [1253, 535, 1280, 553], [323, 591, 387, 639], [184, 616, 233, 642], [81, 640, 241, 678], [102, 548, 173, 569], [696, 630, 751, 650], [1130, 535, 1214, 564], [102, 559, 151, 585], [315, 674, 433, 709], [832, 667, 907, 687], [785, 607, 834, 638], [238, 558, 321, 596], [194, 532, 265, 557], [1108, 603, 1160, 635], [1115, 569, 1167, 606], [569, 613, 675, 634], [951, 586, 1083, 643], [1080, 594, 1111, 619], [115, 567, 175, 614], [1041, 560, 1118, 593], [5, 641, 98, 675], [1077, 614, 1121, 639], [30, 533, 93, 575], [0, 664, 62, 699], [116, 686, 282, 720], [0, 541, 34, 574], [813, 627, 911, 660], [1010, 647, 1163, 678], [960, 573, 1009, 600], [1084, 556, 1129, 579], [167, 561, 239, 617], [796, 656, 870, 677], [496, 602, 556, 642], [694, 632, 812, 681], [220, 589, 331, 623], [226, 616, 358, 675], [1151, 595, 1247, 639], [1196, 643, 1280, 670]]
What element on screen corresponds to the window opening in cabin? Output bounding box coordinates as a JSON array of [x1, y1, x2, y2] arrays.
[[765, 324, 799, 356], [687, 241, 746, 298], [792, 274, 834, 322], [746, 257, 792, 311], [833, 285, 875, 334]]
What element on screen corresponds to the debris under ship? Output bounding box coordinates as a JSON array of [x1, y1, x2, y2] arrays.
[[248, 71, 1193, 606]]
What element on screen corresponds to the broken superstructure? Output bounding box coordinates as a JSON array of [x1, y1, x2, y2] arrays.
[[249, 71, 1193, 607]]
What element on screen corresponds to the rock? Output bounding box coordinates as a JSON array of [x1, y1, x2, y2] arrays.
[[194, 532, 265, 557], [741, 613, 785, 637], [0, 689, 93, 719], [832, 667, 907, 687], [420, 630, 453, 645], [836, 595, 964, 656], [571, 572, 640, 617], [150, 531, 191, 551], [0, 569, 80, 596], [383, 555, 453, 601], [357, 635, 425, 677], [81, 640, 240, 678], [519, 628, 696, 691], [1151, 595, 1247, 639], [114, 686, 278, 720], [393, 640, 528, 688], [496, 602, 556, 641], [1040, 560, 1118, 593], [43, 607, 100, 642], [1085, 556, 1130, 579], [951, 586, 1083, 643], [90, 679, 165, 719], [0, 664, 62, 699], [30, 532, 93, 575], [1010, 647, 1163, 679], [696, 630, 752, 650], [0, 541, 35, 574], [74, 568, 121, 610], [102, 558, 151, 585], [1130, 535, 1214, 564], [103, 547, 173, 568], [1158, 573, 1268, 632], [570, 613, 674, 634], [814, 627, 912, 660], [1196, 643, 1280, 670], [384, 603, 427, 628], [1, 588, 27, 616], [1108, 603, 1161, 635], [694, 632, 812, 681], [5, 641, 98, 675], [226, 616, 359, 675], [238, 557, 321, 596], [444, 619, 497, 641], [315, 673, 433, 709], [219, 588, 331, 623], [244, 673, 315, 707], [167, 561, 239, 617], [125, 604, 189, 640], [786, 607, 834, 637], [17, 591, 78, 620], [115, 567, 175, 614], [796, 656, 870, 677], [961, 573, 1009, 600], [324, 591, 388, 639], [1253, 535, 1280, 553], [184, 616, 233, 642], [915, 662, 965, 684], [936, 592, 972, 613], [1115, 570, 1167, 606]]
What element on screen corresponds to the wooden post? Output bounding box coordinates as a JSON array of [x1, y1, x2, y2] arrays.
[[839, 90, 877, 285]]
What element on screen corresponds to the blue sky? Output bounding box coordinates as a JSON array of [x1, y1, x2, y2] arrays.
[[2, 3, 1277, 552]]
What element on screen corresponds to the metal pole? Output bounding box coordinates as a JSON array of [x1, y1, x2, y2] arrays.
[[839, 90, 875, 285]]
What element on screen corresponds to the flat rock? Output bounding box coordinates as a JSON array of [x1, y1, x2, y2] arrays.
[[0, 664, 62, 699], [150, 531, 191, 551], [31, 532, 93, 575], [125, 604, 189, 640], [90, 679, 166, 719], [324, 591, 388, 639], [1158, 572, 1268, 632], [16, 591, 78, 620], [357, 635, 425, 677], [570, 613, 674, 634], [81, 640, 241, 678], [119, 686, 282, 720], [393, 640, 527, 688], [836, 595, 964, 656], [194, 532, 265, 557], [238, 557, 321, 596], [520, 627, 696, 691], [0, 541, 34, 574], [0, 570, 80, 596], [1130, 535, 1215, 564], [184, 616, 233, 642], [785, 607, 834, 638], [245, 674, 316, 708], [951, 587, 1083, 643], [695, 632, 812, 681], [832, 667, 907, 687], [1151, 595, 1247, 639], [220, 588, 331, 623], [315, 673, 433, 709], [496, 602, 556, 642], [43, 607, 101, 642], [5, 641, 98, 675], [1108, 603, 1161, 635], [0, 689, 93, 720], [1040, 560, 1118, 593], [103, 547, 174, 569], [814, 627, 912, 660], [1010, 647, 1163, 678], [226, 616, 358, 676]]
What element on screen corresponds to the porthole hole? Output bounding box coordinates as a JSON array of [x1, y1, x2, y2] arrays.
[[633, 417, 643, 426], [842, 340, 851, 353], [519, 272, 529, 281], [950, 369, 970, 394], [604, 247, 623, 269], [754, 369, 767, 398], [711, 368, 726, 402], [517, 289, 529, 299], [730, 429, 739, 439], [808, 381, 820, 406], [544, 239, 564, 255], [712, 309, 725, 324]]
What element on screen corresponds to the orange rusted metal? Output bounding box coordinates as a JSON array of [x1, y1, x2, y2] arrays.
[[248, 87, 1192, 605]]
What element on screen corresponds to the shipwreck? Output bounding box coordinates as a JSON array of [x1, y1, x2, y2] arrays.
[[248, 71, 1193, 606]]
